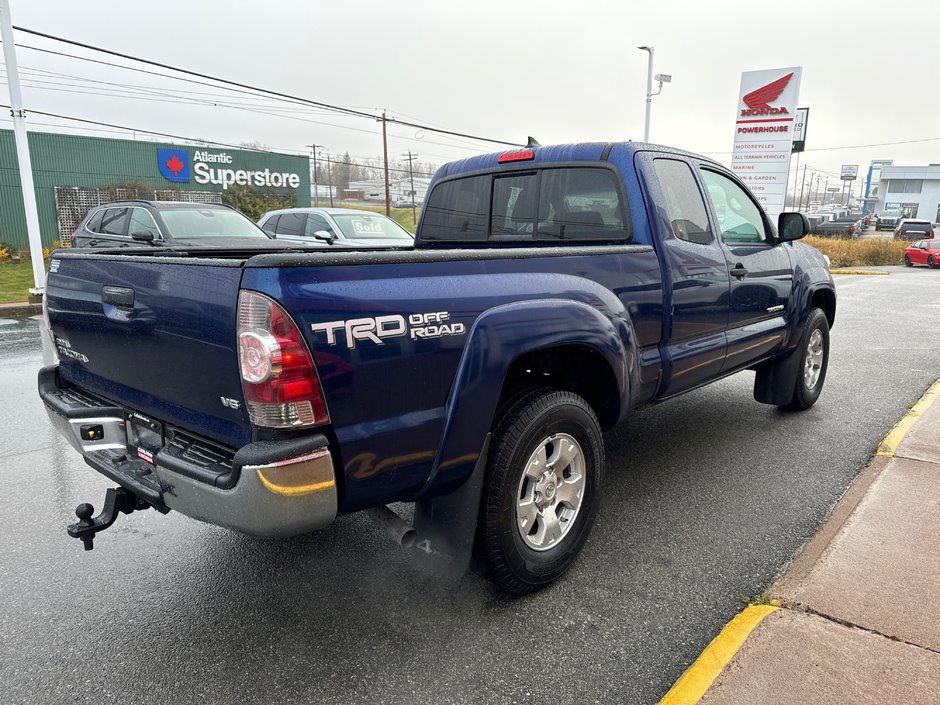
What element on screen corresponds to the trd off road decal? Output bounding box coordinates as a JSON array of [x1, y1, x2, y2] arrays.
[[311, 311, 466, 349]]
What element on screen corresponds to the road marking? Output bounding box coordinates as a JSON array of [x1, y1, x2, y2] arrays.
[[877, 379, 940, 457], [829, 270, 889, 276], [658, 605, 778, 705]]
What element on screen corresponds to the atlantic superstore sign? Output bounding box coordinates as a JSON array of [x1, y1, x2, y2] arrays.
[[730, 66, 802, 220], [156, 147, 302, 189]]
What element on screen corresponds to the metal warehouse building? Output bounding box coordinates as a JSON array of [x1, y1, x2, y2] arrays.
[[0, 130, 311, 249]]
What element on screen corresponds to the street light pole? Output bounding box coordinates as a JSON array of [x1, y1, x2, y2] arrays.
[[638, 46, 654, 142], [1, 0, 45, 298]]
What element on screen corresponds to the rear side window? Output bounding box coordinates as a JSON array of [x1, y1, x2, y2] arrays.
[[422, 176, 489, 241], [84, 210, 104, 233], [261, 215, 279, 234], [652, 159, 711, 244], [422, 166, 629, 242], [275, 213, 306, 237], [99, 207, 130, 237]]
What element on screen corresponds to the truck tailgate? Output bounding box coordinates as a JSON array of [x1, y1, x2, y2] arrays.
[[46, 254, 250, 448]]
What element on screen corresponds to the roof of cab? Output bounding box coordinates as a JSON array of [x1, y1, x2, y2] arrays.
[[437, 141, 719, 179]]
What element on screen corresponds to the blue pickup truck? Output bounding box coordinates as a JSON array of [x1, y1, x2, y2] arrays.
[[40, 142, 835, 593]]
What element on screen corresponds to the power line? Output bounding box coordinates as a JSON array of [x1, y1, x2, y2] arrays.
[[10, 26, 524, 147]]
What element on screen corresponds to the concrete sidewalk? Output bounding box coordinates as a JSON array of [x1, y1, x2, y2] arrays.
[[661, 380, 940, 704]]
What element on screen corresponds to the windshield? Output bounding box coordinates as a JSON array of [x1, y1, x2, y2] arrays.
[[158, 208, 270, 240], [332, 213, 413, 240], [883, 210, 901, 217]]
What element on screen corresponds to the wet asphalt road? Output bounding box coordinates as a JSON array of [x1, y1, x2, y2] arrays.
[[2, 267, 939, 705]]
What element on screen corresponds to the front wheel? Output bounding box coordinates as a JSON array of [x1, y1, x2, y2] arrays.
[[477, 389, 603, 594], [929, 256, 936, 269], [905, 255, 913, 267], [781, 308, 830, 411]]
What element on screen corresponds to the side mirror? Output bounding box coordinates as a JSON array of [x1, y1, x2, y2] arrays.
[[313, 230, 336, 244], [778, 212, 809, 241], [131, 230, 155, 243]]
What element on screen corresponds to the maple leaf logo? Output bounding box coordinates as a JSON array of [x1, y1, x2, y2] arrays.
[[742, 73, 793, 110], [165, 154, 185, 176]]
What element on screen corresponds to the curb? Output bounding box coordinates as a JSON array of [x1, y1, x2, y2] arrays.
[[0, 302, 42, 318], [829, 269, 890, 276], [876, 378, 940, 457], [659, 379, 940, 704], [657, 605, 778, 705]]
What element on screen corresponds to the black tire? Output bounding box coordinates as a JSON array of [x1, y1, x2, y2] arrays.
[[477, 389, 603, 594], [781, 308, 830, 411], [929, 256, 936, 269], [905, 255, 913, 267]]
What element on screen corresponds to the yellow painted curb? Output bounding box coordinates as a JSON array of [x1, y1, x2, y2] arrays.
[[658, 605, 778, 705], [877, 379, 940, 457], [829, 269, 889, 276]]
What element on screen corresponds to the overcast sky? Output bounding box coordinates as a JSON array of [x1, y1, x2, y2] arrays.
[[4, 0, 938, 193]]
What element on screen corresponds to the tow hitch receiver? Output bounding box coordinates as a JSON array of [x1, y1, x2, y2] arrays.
[[67, 487, 150, 551]]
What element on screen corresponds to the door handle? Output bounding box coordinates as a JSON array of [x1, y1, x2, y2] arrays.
[[102, 286, 135, 308], [731, 264, 748, 279]]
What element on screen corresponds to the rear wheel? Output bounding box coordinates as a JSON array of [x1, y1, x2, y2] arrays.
[[929, 256, 936, 269], [477, 389, 603, 594], [904, 255, 913, 267]]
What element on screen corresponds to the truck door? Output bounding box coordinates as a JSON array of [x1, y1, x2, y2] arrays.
[[645, 156, 730, 397], [697, 167, 792, 372]]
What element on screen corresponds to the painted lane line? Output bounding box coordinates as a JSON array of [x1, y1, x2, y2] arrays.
[[877, 379, 940, 457], [658, 605, 778, 705]]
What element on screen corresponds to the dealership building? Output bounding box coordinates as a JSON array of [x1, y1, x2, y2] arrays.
[[0, 130, 311, 249], [865, 161, 940, 222]]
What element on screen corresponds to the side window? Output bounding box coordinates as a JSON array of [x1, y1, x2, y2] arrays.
[[275, 213, 306, 237], [491, 173, 537, 239], [99, 207, 130, 237], [421, 175, 489, 241], [261, 215, 279, 234], [85, 209, 104, 233], [129, 208, 159, 238], [305, 213, 334, 237], [537, 168, 628, 241], [699, 169, 767, 244], [652, 159, 712, 244]]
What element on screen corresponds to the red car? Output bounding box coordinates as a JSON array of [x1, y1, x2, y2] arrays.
[[904, 239, 940, 268]]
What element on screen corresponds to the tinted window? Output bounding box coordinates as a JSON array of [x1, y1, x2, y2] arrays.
[[99, 207, 130, 237], [652, 159, 711, 244], [421, 176, 489, 241], [491, 173, 537, 239], [537, 169, 627, 241], [305, 213, 334, 237], [274, 213, 306, 237], [129, 208, 159, 238], [85, 210, 104, 233], [699, 169, 767, 244], [261, 215, 279, 234]]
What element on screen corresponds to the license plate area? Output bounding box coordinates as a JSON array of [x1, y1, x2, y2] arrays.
[[125, 411, 163, 464]]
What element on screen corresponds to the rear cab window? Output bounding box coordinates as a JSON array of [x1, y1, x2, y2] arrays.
[[421, 166, 630, 243]]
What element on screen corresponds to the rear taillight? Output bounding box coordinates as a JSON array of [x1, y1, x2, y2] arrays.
[[237, 290, 328, 428], [497, 149, 535, 164], [68, 227, 78, 247]]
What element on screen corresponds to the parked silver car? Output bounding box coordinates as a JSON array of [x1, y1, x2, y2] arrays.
[[258, 207, 414, 247]]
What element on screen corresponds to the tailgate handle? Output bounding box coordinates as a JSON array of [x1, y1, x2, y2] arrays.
[[102, 286, 135, 308]]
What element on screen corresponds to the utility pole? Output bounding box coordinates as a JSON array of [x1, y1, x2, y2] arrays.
[[1, 0, 45, 299], [381, 110, 391, 216], [823, 176, 829, 202], [798, 164, 808, 211], [401, 151, 418, 225], [326, 155, 334, 207], [307, 143, 325, 207]]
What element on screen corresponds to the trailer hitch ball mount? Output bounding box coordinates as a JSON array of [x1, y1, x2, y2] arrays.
[[66, 487, 150, 551]]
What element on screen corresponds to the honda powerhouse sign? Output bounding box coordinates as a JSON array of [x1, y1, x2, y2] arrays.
[[731, 66, 802, 220]]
